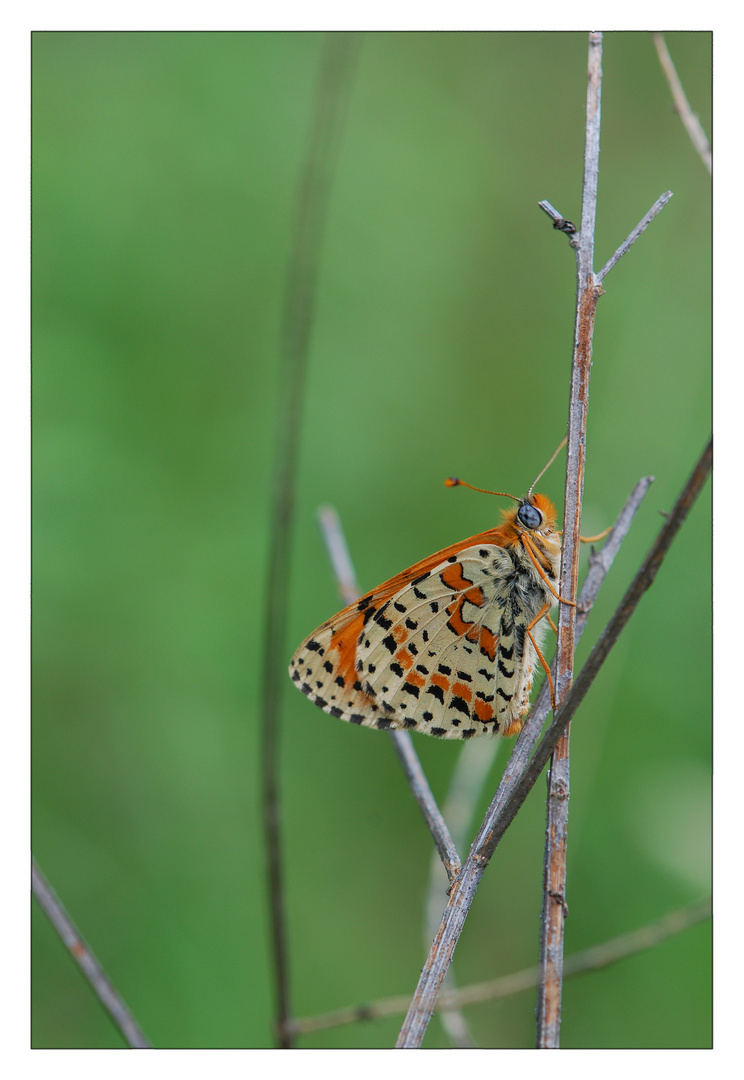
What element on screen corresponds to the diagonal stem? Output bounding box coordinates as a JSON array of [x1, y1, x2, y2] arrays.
[[32, 859, 151, 1049], [395, 441, 708, 1049], [389, 733, 461, 881], [288, 895, 710, 1036], [597, 191, 673, 282], [651, 33, 711, 173], [395, 469, 654, 1048], [317, 505, 461, 882], [474, 440, 711, 859]]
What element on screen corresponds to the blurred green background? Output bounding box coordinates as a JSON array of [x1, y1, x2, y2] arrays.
[[32, 31, 711, 1049]]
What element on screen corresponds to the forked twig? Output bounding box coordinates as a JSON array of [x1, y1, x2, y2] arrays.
[[537, 34, 675, 1047], [32, 859, 151, 1049], [261, 33, 362, 1048], [488, 475, 654, 796], [538, 200, 579, 245], [318, 483, 656, 1049], [424, 738, 501, 1046], [287, 34, 694, 1051], [472, 440, 711, 859], [288, 896, 709, 1036], [395, 468, 658, 1048], [317, 505, 461, 882], [537, 31, 602, 1047], [597, 191, 673, 282]]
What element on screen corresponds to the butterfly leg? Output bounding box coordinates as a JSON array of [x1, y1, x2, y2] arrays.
[[521, 534, 576, 608], [525, 601, 556, 710], [580, 525, 611, 543], [556, 526, 611, 544]]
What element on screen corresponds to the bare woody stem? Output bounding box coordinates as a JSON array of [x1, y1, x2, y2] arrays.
[[389, 734, 462, 880], [32, 859, 151, 1049], [395, 471, 654, 1048], [261, 33, 361, 1049], [393, 439, 708, 1048], [597, 191, 673, 281], [394, 30, 683, 1044], [396, 433, 709, 1047], [537, 30, 603, 1049], [317, 505, 461, 882], [652, 33, 712, 174], [288, 895, 710, 1037], [475, 439, 711, 858]]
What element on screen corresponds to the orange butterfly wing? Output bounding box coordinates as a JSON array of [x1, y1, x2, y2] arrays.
[[289, 520, 558, 739]]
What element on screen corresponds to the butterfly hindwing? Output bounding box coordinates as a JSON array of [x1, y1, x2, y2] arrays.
[[289, 531, 552, 739]]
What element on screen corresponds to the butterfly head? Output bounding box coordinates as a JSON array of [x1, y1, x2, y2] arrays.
[[498, 491, 557, 545], [445, 477, 559, 545], [515, 492, 556, 532]]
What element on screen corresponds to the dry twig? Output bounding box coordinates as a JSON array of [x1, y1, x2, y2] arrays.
[[424, 738, 501, 1046], [31, 859, 151, 1049], [395, 443, 708, 1047], [287, 896, 710, 1037], [652, 32, 712, 173], [260, 33, 362, 1048], [537, 31, 604, 1048], [395, 467, 659, 1048], [597, 191, 673, 282], [471, 440, 710, 860], [536, 36, 676, 1047], [285, 33, 700, 1051], [317, 505, 461, 882]]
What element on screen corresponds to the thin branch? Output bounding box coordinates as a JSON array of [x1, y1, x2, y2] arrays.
[[396, 445, 707, 1048], [389, 734, 461, 881], [538, 200, 579, 245], [473, 440, 711, 861], [288, 896, 710, 1037], [316, 504, 461, 883], [597, 190, 673, 282], [424, 738, 501, 1046], [31, 858, 151, 1049], [395, 471, 653, 1048], [652, 32, 712, 174], [317, 505, 360, 606], [537, 30, 602, 1049], [500, 474, 655, 778], [319, 507, 469, 1039], [260, 32, 362, 1048]]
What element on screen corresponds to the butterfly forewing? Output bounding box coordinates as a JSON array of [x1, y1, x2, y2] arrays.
[[289, 509, 562, 739]]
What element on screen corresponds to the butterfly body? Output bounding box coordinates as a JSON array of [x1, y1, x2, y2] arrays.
[[289, 492, 563, 739]]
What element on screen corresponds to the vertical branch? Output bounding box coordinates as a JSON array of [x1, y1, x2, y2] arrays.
[[395, 33, 676, 1050], [395, 474, 652, 1048], [536, 31, 603, 1049], [260, 33, 361, 1049]]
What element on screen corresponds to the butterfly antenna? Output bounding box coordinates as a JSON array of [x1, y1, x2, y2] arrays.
[[528, 436, 567, 496], [445, 477, 519, 503]]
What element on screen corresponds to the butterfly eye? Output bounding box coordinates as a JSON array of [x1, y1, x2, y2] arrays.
[[517, 503, 543, 530]]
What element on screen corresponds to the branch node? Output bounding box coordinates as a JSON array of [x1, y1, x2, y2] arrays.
[[548, 890, 569, 918], [538, 200, 580, 247]]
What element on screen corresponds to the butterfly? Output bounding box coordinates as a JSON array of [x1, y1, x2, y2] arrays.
[[288, 445, 599, 740]]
